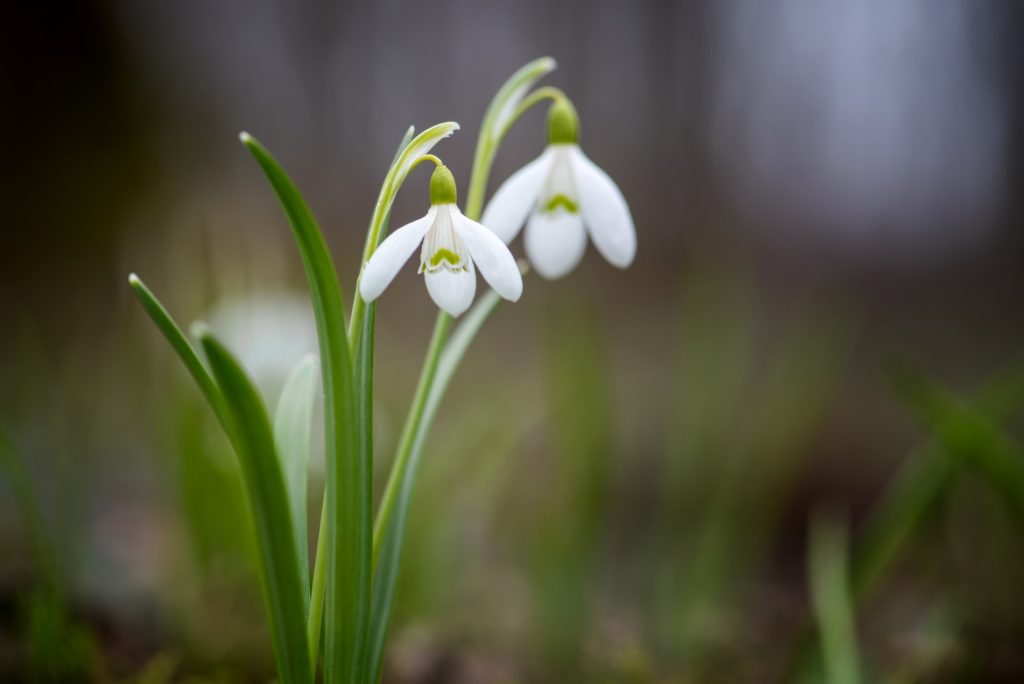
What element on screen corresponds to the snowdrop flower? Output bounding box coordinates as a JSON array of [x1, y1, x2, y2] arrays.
[[359, 165, 523, 317], [482, 98, 636, 279]]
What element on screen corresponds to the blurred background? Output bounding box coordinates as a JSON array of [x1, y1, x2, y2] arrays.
[[2, 0, 1024, 681]]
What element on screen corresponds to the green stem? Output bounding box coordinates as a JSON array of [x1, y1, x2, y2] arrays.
[[372, 313, 453, 563], [307, 499, 328, 668], [464, 89, 563, 220]]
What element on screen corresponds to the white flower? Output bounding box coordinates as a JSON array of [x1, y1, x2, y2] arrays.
[[481, 99, 636, 279], [359, 166, 523, 317]]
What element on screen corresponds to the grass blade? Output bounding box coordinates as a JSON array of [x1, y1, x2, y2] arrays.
[[198, 328, 312, 684], [240, 133, 362, 684], [809, 510, 862, 684], [299, 124, 415, 677], [274, 354, 319, 598], [891, 367, 1024, 528], [0, 429, 59, 591], [128, 274, 233, 441]]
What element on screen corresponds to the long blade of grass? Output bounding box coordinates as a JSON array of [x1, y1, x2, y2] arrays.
[[891, 368, 1024, 527], [368, 276, 518, 682], [302, 125, 416, 677], [128, 275, 233, 442], [274, 354, 319, 598], [240, 133, 362, 684], [855, 358, 1024, 596], [197, 328, 312, 684], [0, 429, 59, 592], [809, 511, 862, 684], [784, 355, 1024, 679]]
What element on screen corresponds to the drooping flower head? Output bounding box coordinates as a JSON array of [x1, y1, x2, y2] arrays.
[[482, 98, 636, 279], [359, 165, 523, 316]]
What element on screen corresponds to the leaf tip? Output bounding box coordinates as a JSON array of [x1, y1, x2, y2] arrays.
[[239, 131, 253, 145], [128, 273, 140, 286]]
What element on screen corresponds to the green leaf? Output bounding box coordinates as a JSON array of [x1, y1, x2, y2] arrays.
[[128, 275, 234, 442], [274, 353, 319, 598], [369, 271, 520, 682], [297, 124, 416, 679], [240, 133, 363, 684], [809, 511, 862, 684], [197, 328, 312, 684]]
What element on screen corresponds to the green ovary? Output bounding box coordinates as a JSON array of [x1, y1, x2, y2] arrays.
[[544, 194, 579, 214], [430, 249, 462, 267]]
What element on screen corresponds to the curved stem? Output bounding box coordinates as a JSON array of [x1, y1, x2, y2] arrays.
[[506, 86, 565, 136], [464, 87, 565, 220]]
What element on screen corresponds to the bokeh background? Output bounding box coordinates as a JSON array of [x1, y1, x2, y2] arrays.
[[3, 0, 1024, 681]]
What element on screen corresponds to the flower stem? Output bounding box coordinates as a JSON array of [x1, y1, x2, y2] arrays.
[[372, 312, 453, 564], [464, 87, 564, 220], [307, 499, 328, 668]]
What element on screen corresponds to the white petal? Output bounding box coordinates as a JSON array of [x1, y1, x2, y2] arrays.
[[424, 261, 476, 316], [480, 148, 555, 244], [524, 209, 587, 279], [452, 208, 523, 302], [570, 146, 636, 268], [359, 209, 435, 302]]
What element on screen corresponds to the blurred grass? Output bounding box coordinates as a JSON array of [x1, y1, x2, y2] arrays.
[[4, 252, 1024, 681]]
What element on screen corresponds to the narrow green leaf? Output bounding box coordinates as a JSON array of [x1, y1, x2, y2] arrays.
[[274, 353, 319, 598], [303, 124, 415, 677], [890, 367, 1024, 529], [240, 133, 362, 684], [128, 275, 233, 441], [809, 511, 862, 684], [198, 328, 312, 684], [369, 270, 521, 682]]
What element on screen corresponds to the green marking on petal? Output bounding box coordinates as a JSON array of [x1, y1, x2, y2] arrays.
[[430, 249, 462, 267], [544, 194, 579, 214]]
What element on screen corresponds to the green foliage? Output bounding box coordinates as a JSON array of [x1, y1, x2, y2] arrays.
[[809, 511, 862, 684], [240, 133, 364, 684], [274, 354, 319, 597], [198, 329, 313, 683]]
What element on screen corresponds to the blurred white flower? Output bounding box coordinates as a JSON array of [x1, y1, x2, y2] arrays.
[[482, 99, 636, 279], [206, 292, 317, 398], [359, 165, 523, 317]]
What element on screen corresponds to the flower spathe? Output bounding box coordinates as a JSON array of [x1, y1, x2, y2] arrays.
[[359, 165, 523, 317], [481, 98, 636, 279]]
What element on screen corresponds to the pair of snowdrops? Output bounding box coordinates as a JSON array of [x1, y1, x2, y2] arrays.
[[359, 99, 636, 316]]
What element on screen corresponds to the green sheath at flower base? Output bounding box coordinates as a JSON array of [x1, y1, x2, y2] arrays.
[[547, 97, 579, 145], [429, 165, 458, 205]]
